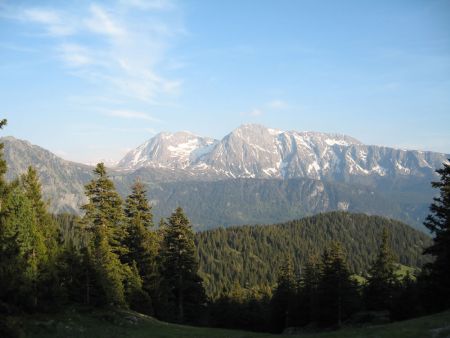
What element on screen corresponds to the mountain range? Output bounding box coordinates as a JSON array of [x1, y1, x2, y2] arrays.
[[2, 124, 448, 231]]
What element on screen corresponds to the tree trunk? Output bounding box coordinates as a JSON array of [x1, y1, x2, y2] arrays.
[[86, 271, 90, 305], [178, 275, 184, 322]]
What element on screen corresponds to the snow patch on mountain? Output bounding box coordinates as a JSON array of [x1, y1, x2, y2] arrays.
[[117, 124, 448, 182]]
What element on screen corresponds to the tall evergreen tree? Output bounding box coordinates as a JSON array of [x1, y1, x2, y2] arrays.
[[159, 207, 206, 323], [0, 119, 8, 208], [0, 185, 46, 309], [124, 181, 158, 271], [422, 160, 450, 310], [317, 242, 359, 327], [81, 163, 127, 255], [297, 254, 321, 326], [123, 180, 158, 314], [80, 163, 128, 307], [270, 257, 296, 332], [20, 166, 63, 308], [364, 227, 397, 312]]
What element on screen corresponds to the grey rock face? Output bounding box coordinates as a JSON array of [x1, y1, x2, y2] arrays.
[[117, 131, 218, 170], [1, 136, 92, 213], [1, 125, 448, 231], [118, 124, 449, 182]]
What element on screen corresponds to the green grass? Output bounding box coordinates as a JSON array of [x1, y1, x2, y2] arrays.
[[21, 307, 276, 338], [351, 264, 419, 286], [394, 263, 418, 279], [19, 307, 450, 338]]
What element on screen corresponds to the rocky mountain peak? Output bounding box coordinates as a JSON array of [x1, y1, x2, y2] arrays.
[[117, 131, 218, 170]]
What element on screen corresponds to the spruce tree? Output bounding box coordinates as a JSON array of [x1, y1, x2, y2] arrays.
[[123, 180, 158, 313], [0, 186, 46, 310], [297, 254, 321, 326], [364, 227, 397, 312], [318, 242, 359, 327], [270, 257, 296, 332], [0, 119, 8, 208], [80, 163, 127, 307], [422, 159, 450, 310], [81, 163, 127, 256], [20, 166, 62, 308], [124, 181, 158, 276], [159, 207, 206, 323]]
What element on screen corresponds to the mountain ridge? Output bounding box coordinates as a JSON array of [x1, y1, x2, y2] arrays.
[[116, 124, 448, 183], [1, 125, 448, 231]]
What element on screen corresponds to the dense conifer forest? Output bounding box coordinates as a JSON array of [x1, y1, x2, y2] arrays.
[[1, 118, 450, 336], [196, 212, 431, 297]]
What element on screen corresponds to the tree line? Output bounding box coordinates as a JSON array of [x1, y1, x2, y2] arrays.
[[1, 118, 449, 335]]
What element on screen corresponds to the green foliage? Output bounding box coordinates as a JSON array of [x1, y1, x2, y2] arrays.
[[365, 228, 398, 311], [316, 242, 360, 327], [0, 186, 44, 309], [123, 181, 159, 309], [196, 212, 431, 298], [270, 258, 296, 332], [81, 163, 127, 257], [422, 159, 450, 310], [158, 207, 206, 323], [80, 163, 128, 307]]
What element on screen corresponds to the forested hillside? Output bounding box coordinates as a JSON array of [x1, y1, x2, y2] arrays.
[[196, 212, 431, 297]]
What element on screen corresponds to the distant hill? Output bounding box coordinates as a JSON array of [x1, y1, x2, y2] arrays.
[[195, 212, 432, 297]]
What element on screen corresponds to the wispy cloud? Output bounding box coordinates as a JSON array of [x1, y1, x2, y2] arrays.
[[119, 0, 175, 10], [105, 110, 162, 122], [241, 108, 263, 117], [267, 99, 289, 110], [22, 8, 75, 36], [85, 4, 125, 38], [58, 43, 93, 67], [12, 1, 183, 103], [249, 108, 263, 116]]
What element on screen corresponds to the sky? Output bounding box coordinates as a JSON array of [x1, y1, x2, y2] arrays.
[[1, 0, 449, 164]]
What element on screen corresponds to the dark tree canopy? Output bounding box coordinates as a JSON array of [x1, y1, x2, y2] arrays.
[[422, 160, 450, 309], [159, 207, 206, 323], [365, 228, 398, 311]]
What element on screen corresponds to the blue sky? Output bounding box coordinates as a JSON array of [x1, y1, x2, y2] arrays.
[[1, 0, 449, 163]]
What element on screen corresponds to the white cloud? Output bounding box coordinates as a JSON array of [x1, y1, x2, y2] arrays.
[[85, 4, 125, 38], [58, 43, 92, 67], [105, 110, 161, 122], [22, 8, 75, 36], [240, 108, 263, 117], [250, 108, 263, 116], [15, 2, 183, 103], [119, 0, 175, 10], [267, 99, 289, 110]]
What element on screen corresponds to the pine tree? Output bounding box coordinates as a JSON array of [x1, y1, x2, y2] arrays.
[[0, 186, 46, 310], [0, 119, 8, 209], [20, 166, 62, 308], [123, 180, 158, 314], [297, 254, 321, 326], [80, 163, 127, 307], [422, 159, 450, 310], [364, 227, 397, 312], [158, 207, 206, 323], [81, 163, 127, 257], [124, 181, 158, 279], [0, 120, 48, 310], [318, 242, 359, 327], [270, 257, 296, 332], [90, 224, 126, 307]]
